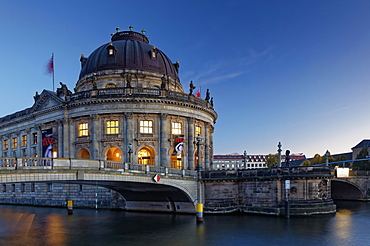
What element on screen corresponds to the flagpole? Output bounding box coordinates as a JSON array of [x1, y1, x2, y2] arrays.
[[52, 53, 55, 91]]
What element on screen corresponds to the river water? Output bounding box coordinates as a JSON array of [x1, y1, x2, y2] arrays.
[[0, 201, 369, 246]]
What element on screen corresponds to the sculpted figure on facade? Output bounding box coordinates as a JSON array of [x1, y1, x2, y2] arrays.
[[189, 81, 195, 95]]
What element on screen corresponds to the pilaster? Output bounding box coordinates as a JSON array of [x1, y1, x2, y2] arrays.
[[159, 113, 169, 167], [187, 117, 195, 170]]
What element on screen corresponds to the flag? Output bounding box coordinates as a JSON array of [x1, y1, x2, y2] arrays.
[[47, 55, 54, 74], [195, 88, 201, 97]]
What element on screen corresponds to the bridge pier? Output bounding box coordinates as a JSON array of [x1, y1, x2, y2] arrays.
[[202, 166, 337, 216]]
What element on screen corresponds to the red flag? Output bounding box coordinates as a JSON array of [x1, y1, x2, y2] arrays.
[[195, 88, 200, 97], [47, 55, 54, 74]]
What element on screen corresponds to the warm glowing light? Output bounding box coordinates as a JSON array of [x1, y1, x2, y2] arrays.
[[115, 153, 120, 157], [52, 151, 57, 158]]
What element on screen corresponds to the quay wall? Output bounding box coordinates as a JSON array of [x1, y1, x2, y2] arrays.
[[203, 167, 337, 216], [0, 182, 125, 208]]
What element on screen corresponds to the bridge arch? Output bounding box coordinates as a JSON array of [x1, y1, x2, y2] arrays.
[[331, 179, 365, 200], [0, 169, 197, 213]]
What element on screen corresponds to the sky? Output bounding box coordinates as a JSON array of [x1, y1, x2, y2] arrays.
[[1, 0, 370, 158]]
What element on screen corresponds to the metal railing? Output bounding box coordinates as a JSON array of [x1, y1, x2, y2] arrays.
[[0, 157, 198, 178], [202, 166, 332, 180]]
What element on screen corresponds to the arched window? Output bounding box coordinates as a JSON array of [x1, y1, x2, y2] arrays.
[[171, 149, 183, 169], [105, 83, 116, 88], [78, 148, 90, 159], [138, 147, 154, 165], [106, 147, 122, 162]]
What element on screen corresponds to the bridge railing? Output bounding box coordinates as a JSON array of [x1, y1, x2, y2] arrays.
[[202, 166, 332, 179], [0, 157, 198, 178]]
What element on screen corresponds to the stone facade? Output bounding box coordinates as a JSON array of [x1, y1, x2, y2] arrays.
[[0, 183, 125, 208], [202, 167, 336, 216]]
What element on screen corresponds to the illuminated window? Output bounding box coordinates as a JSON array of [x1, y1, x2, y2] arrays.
[[105, 83, 116, 88], [78, 123, 89, 136], [138, 148, 154, 165], [3, 140, 8, 150], [32, 133, 37, 144], [107, 43, 116, 56], [195, 126, 201, 137], [140, 120, 153, 134], [106, 120, 119, 134], [171, 122, 182, 135], [12, 137, 17, 149], [22, 135, 27, 147]]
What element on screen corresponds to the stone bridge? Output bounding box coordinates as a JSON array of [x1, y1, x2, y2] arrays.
[[0, 157, 199, 213], [332, 170, 370, 201]]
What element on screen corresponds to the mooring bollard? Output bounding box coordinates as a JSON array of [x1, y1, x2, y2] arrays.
[[67, 200, 73, 214], [196, 203, 203, 223]]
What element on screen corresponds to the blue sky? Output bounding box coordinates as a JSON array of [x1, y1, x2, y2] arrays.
[[1, 0, 370, 158]]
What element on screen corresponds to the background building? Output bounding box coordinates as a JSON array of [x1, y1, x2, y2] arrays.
[[213, 153, 306, 170]]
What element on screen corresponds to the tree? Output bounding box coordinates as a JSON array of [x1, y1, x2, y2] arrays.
[[301, 160, 311, 166], [320, 151, 335, 164], [353, 146, 370, 170], [311, 154, 322, 165], [335, 155, 348, 167], [265, 154, 278, 167]]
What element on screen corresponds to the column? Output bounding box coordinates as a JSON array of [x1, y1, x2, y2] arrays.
[[16, 131, 21, 157], [159, 113, 169, 167], [26, 128, 32, 157], [91, 114, 100, 160], [36, 125, 42, 157], [204, 123, 210, 171], [187, 117, 195, 170], [124, 113, 134, 163], [57, 120, 63, 158], [63, 119, 72, 158]]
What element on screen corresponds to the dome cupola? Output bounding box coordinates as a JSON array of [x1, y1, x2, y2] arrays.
[[76, 27, 181, 93]]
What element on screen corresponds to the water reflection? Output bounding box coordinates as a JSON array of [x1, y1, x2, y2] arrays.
[[0, 202, 368, 246], [333, 209, 352, 241]]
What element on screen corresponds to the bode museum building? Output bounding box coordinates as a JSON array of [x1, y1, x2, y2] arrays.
[[0, 28, 217, 208]]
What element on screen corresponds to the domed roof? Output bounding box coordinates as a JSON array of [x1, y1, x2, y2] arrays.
[[79, 30, 179, 80]]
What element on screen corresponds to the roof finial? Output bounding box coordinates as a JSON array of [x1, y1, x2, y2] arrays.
[[116, 27, 120, 33], [129, 25, 134, 31], [141, 29, 146, 35]]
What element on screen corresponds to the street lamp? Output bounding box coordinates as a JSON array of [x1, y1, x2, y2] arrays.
[[243, 150, 247, 170], [325, 150, 329, 166], [195, 135, 203, 223], [128, 143, 133, 164], [278, 142, 282, 168]]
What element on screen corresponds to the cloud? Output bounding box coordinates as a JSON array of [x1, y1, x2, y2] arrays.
[[200, 72, 244, 85], [182, 46, 274, 86]]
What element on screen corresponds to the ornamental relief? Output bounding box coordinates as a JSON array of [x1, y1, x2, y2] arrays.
[[136, 141, 157, 149], [318, 179, 329, 200], [75, 143, 90, 151], [102, 141, 122, 148]]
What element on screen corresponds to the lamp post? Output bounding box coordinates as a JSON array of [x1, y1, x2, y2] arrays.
[[196, 135, 203, 223], [243, 150, 247, 170], [128, 143, 133, 164], [278, 142, 282, 168], [325, 150, 329, 166], [285, 150, 291, 168]]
